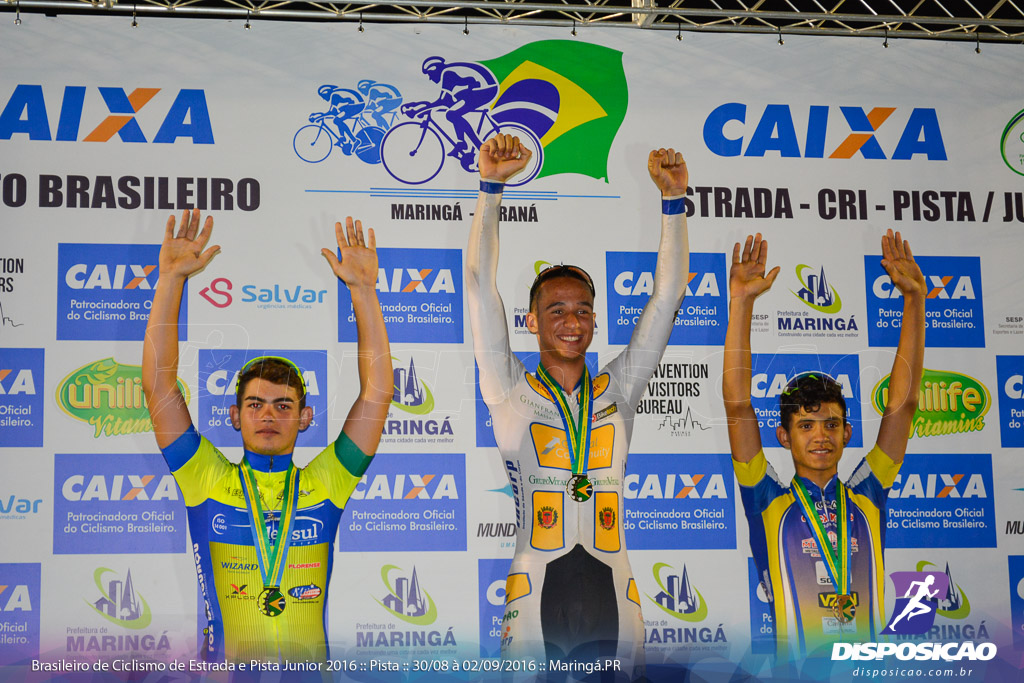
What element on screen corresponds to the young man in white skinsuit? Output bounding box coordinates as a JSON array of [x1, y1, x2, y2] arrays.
[[466, 134, 690, 678]]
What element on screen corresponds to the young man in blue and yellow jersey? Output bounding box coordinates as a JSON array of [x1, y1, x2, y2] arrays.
[[142, 210, 392, 665], [722, 231, 926, 661]]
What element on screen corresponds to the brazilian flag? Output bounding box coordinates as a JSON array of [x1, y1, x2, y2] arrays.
[[480, 40, 628, 182]]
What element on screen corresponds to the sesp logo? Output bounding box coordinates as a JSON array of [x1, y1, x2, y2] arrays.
[[0, 85, 213, 143], [865, 255, 984, 348], [703, 103, 946, 160], [647, 563, 708, 622], [341, 248, 463, 344], [57, 244, 180, 341], [605, 252, 727, 346], [996, 356, 1024, 448], [886, 453, 995, 549]]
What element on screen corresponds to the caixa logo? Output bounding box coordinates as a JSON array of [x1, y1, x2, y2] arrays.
[[65, 263, 157, 290], [350, 473, 460, 500], [624, 473, 729, 499], [341, 248, 463, 344], [0, 367, 36, 395], [0, 85, 213, 143], [612, 269, 720, 299], [204, 368, 322, 398], [889, 473, 987, 499], [996, 356, 1024, 448], [752, 371, 855, 400], [61, 474, 178, 501], [872, 274, 976, 300], [703, 104, 946, 160]]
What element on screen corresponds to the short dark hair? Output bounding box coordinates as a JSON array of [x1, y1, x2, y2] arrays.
[[779, 372, 846, 430], [528, 265, 596, 312], [235, 357, 306, 410]]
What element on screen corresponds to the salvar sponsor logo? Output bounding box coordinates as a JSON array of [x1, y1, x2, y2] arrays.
[[832, 641, 996, 661]]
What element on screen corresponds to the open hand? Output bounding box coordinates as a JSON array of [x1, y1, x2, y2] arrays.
[[159, 208, 219, 278], [321, 217, 378, 289], [881, 229, 926, 297], [730, 233, 779, 301]]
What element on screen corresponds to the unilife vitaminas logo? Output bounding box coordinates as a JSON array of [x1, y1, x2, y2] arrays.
[[871, 369, 990, 438]]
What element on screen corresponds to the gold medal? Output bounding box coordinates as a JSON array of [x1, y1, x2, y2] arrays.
[[832, 593, 856, 624], [259, 586, 286, 617], [567, 474, 593, 502]]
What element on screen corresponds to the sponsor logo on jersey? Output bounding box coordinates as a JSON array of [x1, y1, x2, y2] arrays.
[[887, 454, 995, 548], [287, 584, 322, 601], [57, 244, 181, 341], [54, 454, 185, 554], [866, 255, 984, 348], [0, 85, 213, 143], [605, 252, 727, 346], [872, 369, 990, 438], [477, 558, 512, 658], [0, 348, 43, 447], [197, 349, 327, 448], [56, 358, 189, 439], [0, 563, 40, 665], [703, 103, 946, 160]]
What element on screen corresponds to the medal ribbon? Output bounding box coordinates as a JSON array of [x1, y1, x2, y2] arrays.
[[792, 478, 851, 596], [239, 459, 300, 590], [536, 364, 594, 476]]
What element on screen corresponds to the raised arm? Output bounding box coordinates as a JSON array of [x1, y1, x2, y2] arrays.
[[723, 234, 780, 464], [321, 218, 393, 456], [874, 229, 926, 462], [606, 148, 690, 407], [466, 134, 533, 403], [142, 209, 219, 449]]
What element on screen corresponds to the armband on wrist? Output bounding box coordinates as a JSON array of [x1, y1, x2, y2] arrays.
[[480, 180, 505, 195], [662, 197, 686, 215]]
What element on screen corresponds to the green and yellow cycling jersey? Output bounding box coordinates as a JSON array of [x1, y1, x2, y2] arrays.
[[162, 426, 371, 663]]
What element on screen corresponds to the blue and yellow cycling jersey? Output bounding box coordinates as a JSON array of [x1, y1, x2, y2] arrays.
[[734, 446, 900, 660], [162, 426, 371, 663]]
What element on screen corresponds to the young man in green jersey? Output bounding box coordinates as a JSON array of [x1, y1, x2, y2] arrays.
[[142, 210, 392, 664]]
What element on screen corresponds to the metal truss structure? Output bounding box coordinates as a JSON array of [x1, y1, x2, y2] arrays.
[[4, 0, 1024, 44]]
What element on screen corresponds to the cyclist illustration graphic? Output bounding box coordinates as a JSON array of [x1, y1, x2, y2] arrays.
[[357, 79, 404, 129], [380, 56, 542, 185], [294, 83, 398, 165]]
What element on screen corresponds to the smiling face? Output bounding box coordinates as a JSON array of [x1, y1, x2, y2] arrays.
[[526, 276, 595, 364], [776, 402, 852, 485], [229, 378, 313, 456]]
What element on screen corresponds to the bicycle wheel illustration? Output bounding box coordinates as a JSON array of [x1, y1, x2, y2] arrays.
[[293, 124, 334, 164], [380, 122, 446, 185], [355, 126, 386, 165], [496, 123, 544, 187]]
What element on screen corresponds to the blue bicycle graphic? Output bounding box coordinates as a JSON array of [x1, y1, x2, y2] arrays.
[[380, 107, 543, 186], [293, 111, 387, 165]]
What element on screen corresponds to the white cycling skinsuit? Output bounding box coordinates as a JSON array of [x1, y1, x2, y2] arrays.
[[467, 180, 689, 679]]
